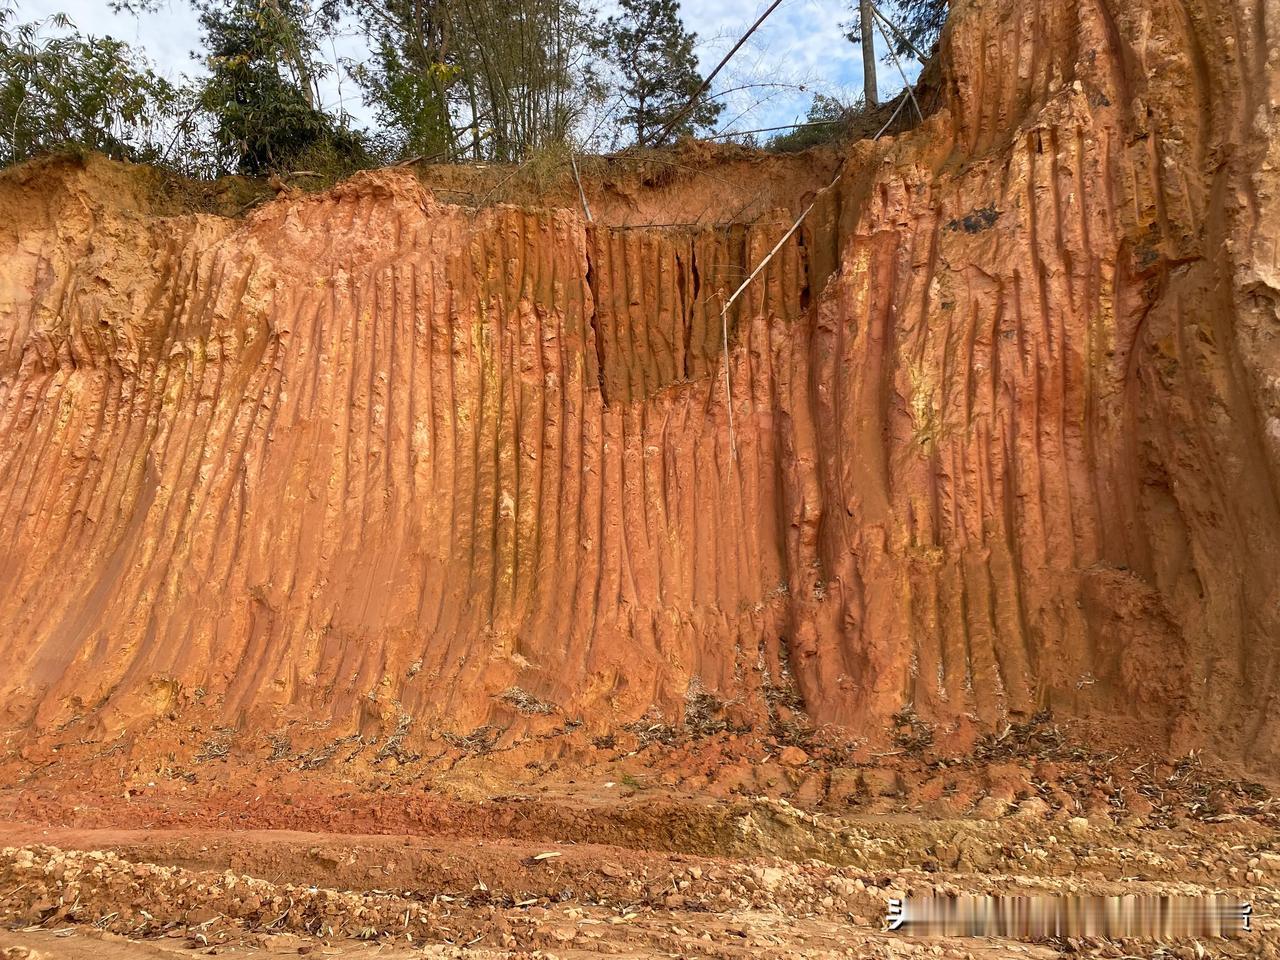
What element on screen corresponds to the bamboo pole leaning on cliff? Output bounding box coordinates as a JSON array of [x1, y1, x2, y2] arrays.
[[570, 154, 593, 222], [717, 172, 843, 461], [718, 75, 923, 463], [874, 92, 912, 139], [871, 3, 931, 65], [649, 0, 787, 147], [871, 7, 925, 122]]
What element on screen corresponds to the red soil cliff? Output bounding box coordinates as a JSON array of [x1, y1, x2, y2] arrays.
[[1, 0, 1278, 768]]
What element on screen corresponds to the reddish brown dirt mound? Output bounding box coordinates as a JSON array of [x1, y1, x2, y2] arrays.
[[1, 0, 1279, 777]]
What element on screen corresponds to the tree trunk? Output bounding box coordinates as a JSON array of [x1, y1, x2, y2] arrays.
[[860, 0, 878, 107], [264, 0, 317, 109]]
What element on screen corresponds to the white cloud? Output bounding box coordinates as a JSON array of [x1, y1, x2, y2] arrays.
[[17, 0, 202, 81]]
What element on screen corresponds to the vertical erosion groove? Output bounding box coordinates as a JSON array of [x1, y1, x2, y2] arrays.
[[584, 227, 608, 406]]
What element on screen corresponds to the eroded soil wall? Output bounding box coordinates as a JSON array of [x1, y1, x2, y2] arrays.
[[1, 0, 1278, 765]]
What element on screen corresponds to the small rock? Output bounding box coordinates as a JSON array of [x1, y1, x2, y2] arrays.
[[1013, 797, 1051, 820], [972, 796, 1010, 820], [778, 746, 810, 767], [26, 901, 57, 921], [261, 933, 303, 953], [860, 768, 902, 797], [1258, 852, 1280, 874], [758, 866, 786, 889]]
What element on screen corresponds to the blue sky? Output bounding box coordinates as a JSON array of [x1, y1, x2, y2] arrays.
[[13, 0, 918, 140]]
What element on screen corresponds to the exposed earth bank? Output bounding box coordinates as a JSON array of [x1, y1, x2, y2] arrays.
[[2, 0, 1279, 765]]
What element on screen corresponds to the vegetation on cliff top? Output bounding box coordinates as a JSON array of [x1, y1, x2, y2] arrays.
[[0, 0, 947, 182]]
